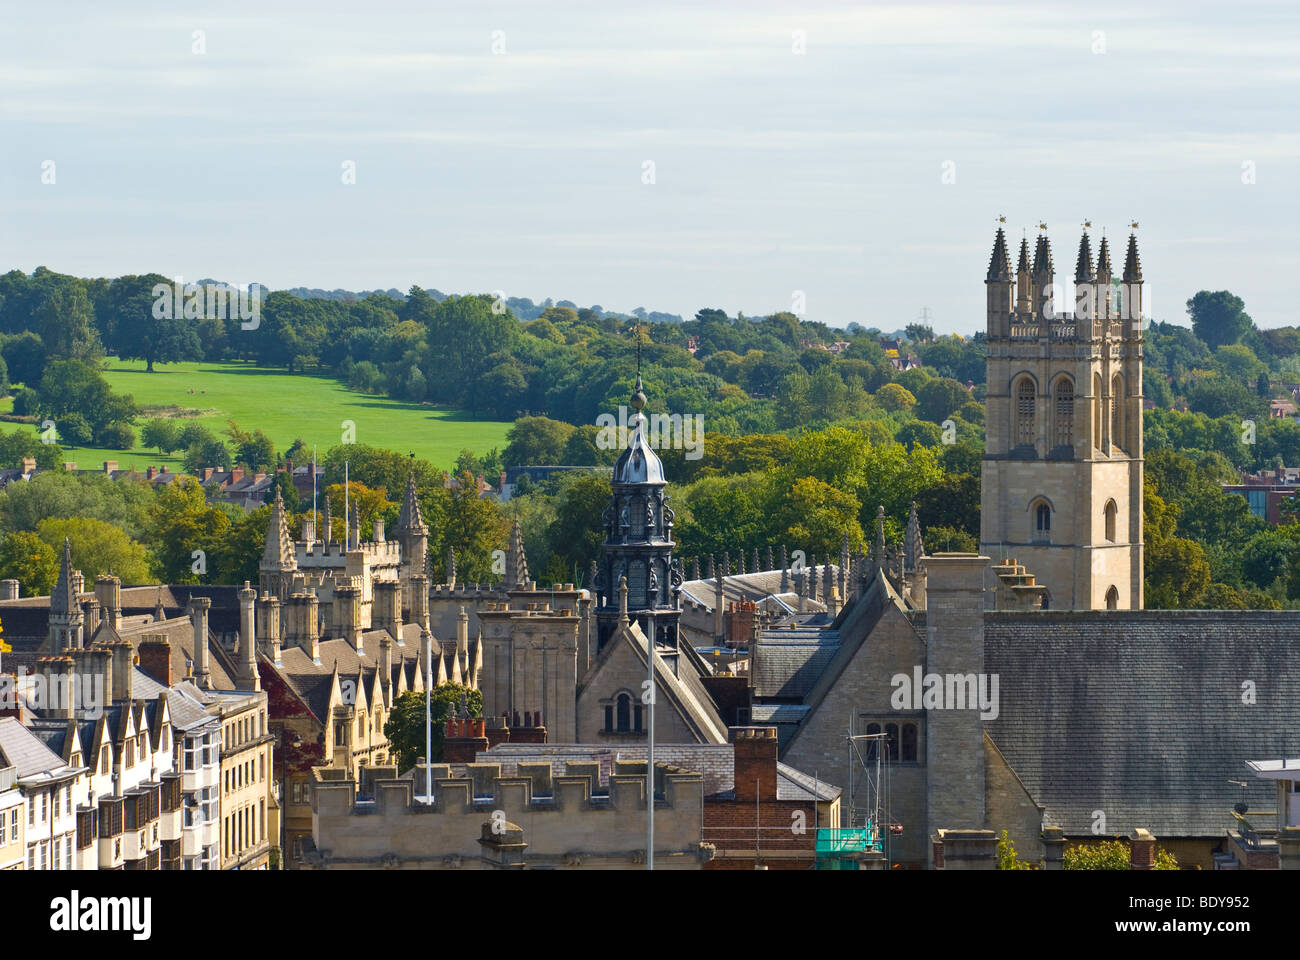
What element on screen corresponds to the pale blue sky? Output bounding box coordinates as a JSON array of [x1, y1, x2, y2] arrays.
[[1, 0, 1296, 333]]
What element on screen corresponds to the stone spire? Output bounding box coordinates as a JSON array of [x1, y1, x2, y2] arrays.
[[1075, 230, 1094, 283], [505, 520, 529, 589], [154, 588, 165, 622], [1031, 234, 1053, 278], [738, 550, 746, 575], [1016, 236, 1031, 274], [397, 471, 426, 533], [751, 548, 760, 575], [706, 554, 715, 580], [349, 502, 361, 547], [1123, 233, 1142, 283], [322, 493, 333, 544], [1096, 235, 1112, 281], [765, 545, 774, 572], [779, 545, 788, 592], [690, 557, 700, 581], [51, 537, 77, 617], [905, 502, 925, 573], [873, 505, 886, 569], [447, 545, 457, 588], [263, 488, 294, 565], [986, 228, 1012, 282], [808, 554, 817, 601]]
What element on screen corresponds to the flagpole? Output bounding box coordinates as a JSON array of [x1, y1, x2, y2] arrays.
[[344, 461, 350, 551], [647, 613, 655, 871], [312, 446, 318, 542], [425, 632, 432, 805]]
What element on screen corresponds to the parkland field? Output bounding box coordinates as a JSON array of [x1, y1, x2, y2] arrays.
[[11, 360, 512, 472]]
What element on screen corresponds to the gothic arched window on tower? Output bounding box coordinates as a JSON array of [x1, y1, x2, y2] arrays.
[[1105, 586, 1119, 610], [1104, 500, 1118, 542], [1053, 378, 1075, 450], [1111, 374, 1125, 451], [1034, 500, 1052, 541], [1015, 378, 1036, 447], [1093, 373, 1104, 449]]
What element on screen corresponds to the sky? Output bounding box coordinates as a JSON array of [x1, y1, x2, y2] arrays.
[[0, 0, 1296, 334]]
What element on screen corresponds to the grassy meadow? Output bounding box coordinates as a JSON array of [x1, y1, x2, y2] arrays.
[[6, 360, 512, 472]]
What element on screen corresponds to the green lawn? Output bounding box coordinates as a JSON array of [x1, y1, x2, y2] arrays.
[[10, 360, 512, 472]]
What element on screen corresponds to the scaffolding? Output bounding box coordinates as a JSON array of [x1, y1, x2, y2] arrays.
[[814, 722, 893, 869]]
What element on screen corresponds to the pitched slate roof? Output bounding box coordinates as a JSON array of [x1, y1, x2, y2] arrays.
[[984, 610, 1300, 838], [0, 717, 71, 778]]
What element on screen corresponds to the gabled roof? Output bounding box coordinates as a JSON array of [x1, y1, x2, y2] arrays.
[[581, 618, 728, 744], [0, 717, 73, 778]]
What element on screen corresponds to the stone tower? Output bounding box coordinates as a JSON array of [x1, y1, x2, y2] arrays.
[[259, 487, 298, 602], [979, 226, 1144, 610], [395, 471, 429, 614], [47, 538, 84, 653], [593, 373, 682, 655]]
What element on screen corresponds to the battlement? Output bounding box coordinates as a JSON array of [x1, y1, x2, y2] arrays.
[[295, 540, 403, 566], [312, 758, 701, 815]]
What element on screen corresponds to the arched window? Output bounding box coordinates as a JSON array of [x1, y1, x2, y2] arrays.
[[1053, 378, 1074, 449], [1111, 374, 1124, 450], [1040, 592, 1050, 611], [1105, 586, 1118, 610], [616, 694, 631, 732], [865, 722, 881, 762], [884, 723, 900, 762], [1035, 501, 1051, 537], [1015, 378, 1036, 447], [901, 724, 918, 763], [1093, 373, 1103, 449], [1104, 500, 1117, 542]]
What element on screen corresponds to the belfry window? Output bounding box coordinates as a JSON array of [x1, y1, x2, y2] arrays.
[[1053, 379, 1074, 448], [1015, 379, 1035, 446], [1104, 500, 1117, 542], [1105, 586, 1119, 610], [1035, 502, 1051, 537], [1111, 375, 1125, 450]]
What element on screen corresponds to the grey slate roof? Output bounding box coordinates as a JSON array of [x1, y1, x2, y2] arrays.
[[984, 610, 1300, 839], [776, 762, 842, 802], [0, 717, 71, 778]]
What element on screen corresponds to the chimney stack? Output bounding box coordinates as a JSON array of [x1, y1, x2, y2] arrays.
[[334, 581, 363, 653], [257, 592, 282, 665], [95, 575, 121, 631], [374, 580, 402, 640], [109, 640, 134, 702], [731, 726, 778, 802], [189, 596, 212, 689], [137, 636, 172, 687], [238, 581, 260, 690], [408, 573, 429, 630]]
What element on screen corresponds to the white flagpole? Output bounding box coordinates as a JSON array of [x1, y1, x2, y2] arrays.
[[647, 614, 655, 871], [312, 446, 318, 541], [344, 461, 350, 551], [425, 633, 432, 805]]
